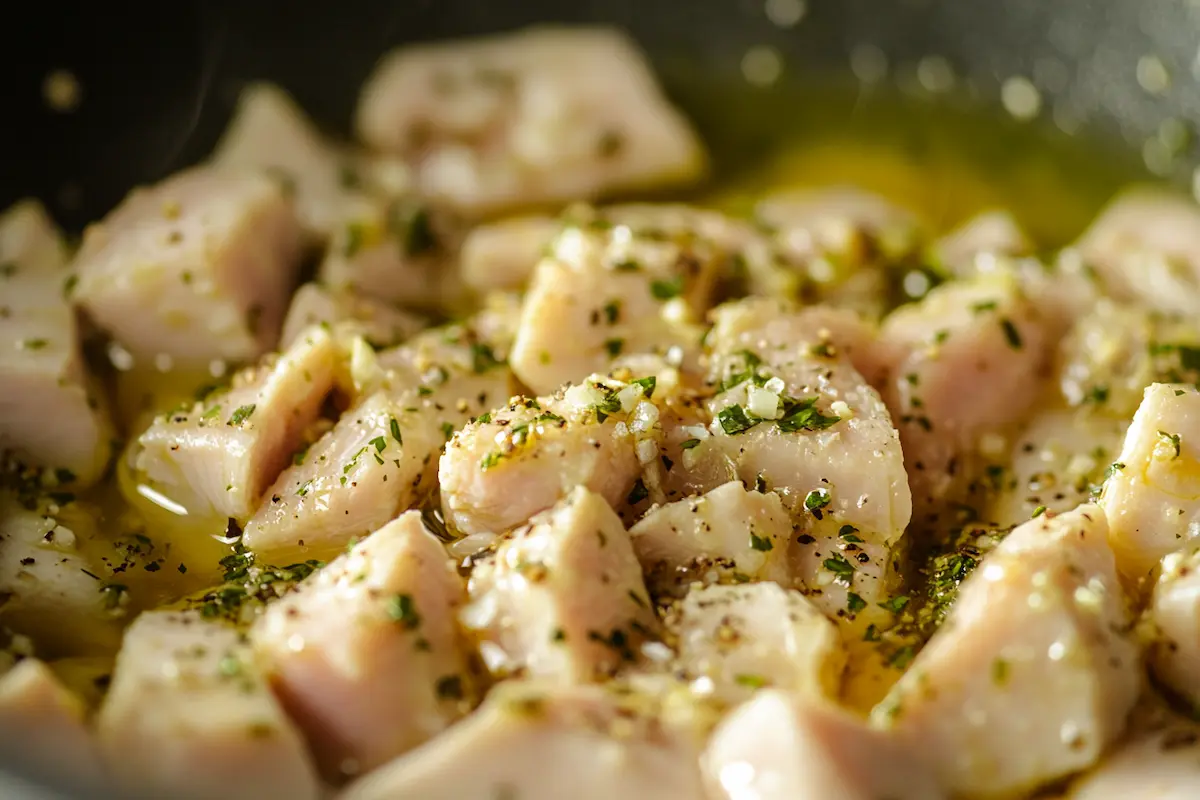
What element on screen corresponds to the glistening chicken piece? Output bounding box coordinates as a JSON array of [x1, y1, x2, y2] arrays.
[[1066, 707, 1200, 800], [703, 690, 945, 800], [670, 583, 845, 706], [72, 167, 304, 367], [341, 681, 706, 800], [253, 512, 471, 781], [871, 504, 1140, 798], [355, 26, 707, 215], [629, 481, 794, 597], [1101, 383, 1200, 580], [933, 210, 1033, 275], [134, 325, 338, 521], [0, 200, 114, 486], [877, 271, 1051, 523], [279, 282, 425, 350], [96, 610, 319, 800], [702, 298, 911, 616], [462, 487, 657, 681], [1147, 544, 1200, 709], [460, 214, 559, 292]]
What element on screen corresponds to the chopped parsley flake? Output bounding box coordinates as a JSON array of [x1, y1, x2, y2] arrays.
[[626, 478, 649, 505], [1000, 318, 1023, 349], [602, 300, 621, 324], [680, 438, 701, 450], [749, 532, 773, 552], [470, 343, 505, 374], [387, 594, 421, 629], [390, 416, 404, 445], [603, 338, 625, 357], [227, 404, 256, 427], [824, 554, 854, 578], [649, 275, 684, 300], [435, 675, 464, 700], [879, 596, 910, 614], [804, 488, 831, 515], [718, 404, 756, 435], [734, 674, 768, 689], [847, 592, 866, 612], [1159, 430, 1182, 459]]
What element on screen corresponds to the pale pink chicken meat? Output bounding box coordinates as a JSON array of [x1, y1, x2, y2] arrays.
[[1147, 543, 1200, 712], [279, 282, 426, 350], [355, 26, 707, 215], [0, 200, 114, 486], [933, 210, 1033, 274], [72, 167, 304, 367], [253, 511, 472, 782], [460, 213, 560, 292]]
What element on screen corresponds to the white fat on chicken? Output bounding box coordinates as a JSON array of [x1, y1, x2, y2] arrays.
[[877, 271, 1051, 523], [460, 214, 560, 292], [669, 583, 845, 706], [0, 200, 114, 486], [72, 167, 303, 367], [279, 282, 425, 350], [355, 26, 706, 214], [702, 298, 911, 616], [872, 504, 1140, 798], [0, 658, 106, 790], [253, 511, 471, 781], [0, 495, 123, 656], [629, 481, 793, 596], [341, 680, 706, 800], [1147, 544, 1200, 710], [1066, 704, 1200, 800], [96, 610, 319, 800], [210, 82, 367, 238], [703, 690, 945, 800], [1102, 383, 1200, 581], [934, 210, 1033, 275], [463, 487, 657, 682], [134, 325, 338, 521]]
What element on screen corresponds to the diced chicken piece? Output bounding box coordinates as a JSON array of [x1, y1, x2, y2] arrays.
[[1057, 300, 1159, 417], [872, 505, 1140, 798], [1102, 383, 1200, 580], [0, 496, 123, 656], [461, 214, 560, 292], [439, 379, 644, 538], [510, 220, 720, 395], [703, 690, 945, 800], [341, 680, 706, 800], [279, 282, 425, 350], [96, 610, 319, 800], [669, 583, 845, 706], [934, 211, 1033, 274], [1147, 544, 1200, 709], [878, 271, 1052, 523], [0, 658, 106, 791], [134, 326, 338, 521], [462, 487, 657, 681], [629, 481, 794, 596], [700, 298, 911, 614], [1073, 189, 1200, 316], [1066, 705, 1200, 800], [0, 200, 113, 486], [317, 198, 467, 313], [355, 27, 707, 215], [211, 82, 366, 238], [757, 186, 919, 242], [72, 167, 303, 367], [254, 512, 471, 781]]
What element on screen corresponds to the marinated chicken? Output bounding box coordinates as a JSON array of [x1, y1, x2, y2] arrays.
[[2, 23, 1199, 800]]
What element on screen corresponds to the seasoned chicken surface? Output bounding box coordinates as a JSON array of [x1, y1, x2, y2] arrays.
[[4, 24, 1200, 800]]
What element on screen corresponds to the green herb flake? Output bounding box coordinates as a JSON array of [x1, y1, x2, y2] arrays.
[[470, 343, 505, 374], [749, 532, 773, 552], [390, 416, 404, 445], [680, 438, 701, 450], [1000, 318, 1023, 350], [435, 674, 464, 700], [824, 554, 855, 578], [879, 596, 910, 614], [370, 435, 388, 453], [1159, 430, 1182, 459], [804, 488, 831, 513], [630, 376, 656, 398], [649, 275, 684, 300], [847, 592, 867, 612], [626, 478, 649, 506], [992, 657, 1010, 686], [734, 674, 768, 689], [718, 404, 758, 435], [1032, 505, 1048, 518], [387, 594, 421, 630], [603, 338, 625, 357], [20, 338, 48, 351], [227, 404, 256, 427], [839, 524, 863, 543]]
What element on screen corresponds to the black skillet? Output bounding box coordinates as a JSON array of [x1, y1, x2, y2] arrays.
[[0, 0, 1198, 796]]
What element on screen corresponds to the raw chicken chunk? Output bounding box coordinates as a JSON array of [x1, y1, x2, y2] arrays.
[[1102, 383, 1200, 580], [669, 583, 845, 706], [341, 680, 706, 800], [703, 690, 945, 800], [872, 505, 1139, 798], [0, 200, 113, 486], [1147, 544, 1200, 709], [72, 167, 304, 367], [1066, 703, 1200, 800], [460, 214, 559, 292], [279, 282, 425, 350], [934, 210, 1033, 274], [355, 27, 706, 214], [0, 658, 106, 791], [96, 610, 319, 800], [629, 481, 794, 596], [462, 487, 658, 681], [253, 512, 471, 781], [134, 325, 338, 520]]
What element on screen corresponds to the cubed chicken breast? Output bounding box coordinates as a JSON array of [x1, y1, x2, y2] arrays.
[[1066, 703, 1200, 800], [934, 210, 1033, 274], [0, 658, 107, 791], [669, 582, 845, 706], [462, 487, 658, 681], [460, 214, 560, 292], [1147, 544, 1200, 709], [134, 325, 338, 521], [96, 610, 319, 800], [703, 690, 945, 800], [0, 200, 114, 486], [872, 504, 1140, 798], [877, 271, 1052, 525], [1073, 188, 1200, 316], [355, 27, 706, 214], [254, 511, 471, 781], [341, 680, 706, 800], [1102, 383, 1200, 581], [0, 495, 123, 656], [629, 481, 794, 596], [279, 282, 425, 350], [72, 167, 304, 367], [211, 82, 365, 238]]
